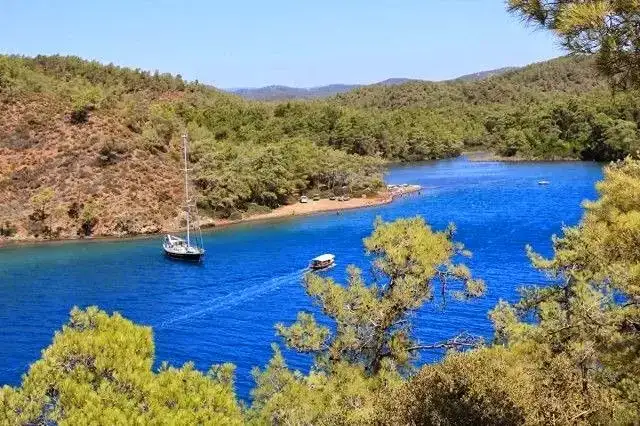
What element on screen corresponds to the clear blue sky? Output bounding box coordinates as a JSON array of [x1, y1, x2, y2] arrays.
[[1, 0, 563, 88]]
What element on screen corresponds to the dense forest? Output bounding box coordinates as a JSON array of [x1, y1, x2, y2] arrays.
[[2, 53, 639, 239], [336, 55, 640, 160]]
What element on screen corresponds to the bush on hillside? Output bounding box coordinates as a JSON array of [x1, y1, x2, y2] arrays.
[[96, 137, 129, 166], [0, 221, 17, 237]]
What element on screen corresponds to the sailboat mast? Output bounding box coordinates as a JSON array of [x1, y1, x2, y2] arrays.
[[183, 133, 190, 247]]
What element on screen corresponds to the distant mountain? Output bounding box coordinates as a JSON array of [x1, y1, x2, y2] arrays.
[[454, 66, 519, 82], [227, 78, 421, 101], [228, 84, 362, 101], [376, 78, 415, 86], [228, 68, 516, 101]]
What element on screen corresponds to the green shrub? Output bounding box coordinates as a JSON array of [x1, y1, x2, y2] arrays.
[[228, 210, 243, 221], [0, 221, 17, 237], [28, 187, 54, 238], [77, 201, 99, 236], [69, 104, 92, 124], [97, 137, 128, 165], [0, 307, 243, 424], [245, 203, 272, 216], [67, 201, 81, 219]]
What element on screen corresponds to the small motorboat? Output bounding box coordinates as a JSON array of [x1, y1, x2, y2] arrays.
[[538, 180, 550, 185], [309, 254, 335, 270]]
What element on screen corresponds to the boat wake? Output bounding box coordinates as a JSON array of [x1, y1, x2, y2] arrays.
[[157, 268, 307, 329]]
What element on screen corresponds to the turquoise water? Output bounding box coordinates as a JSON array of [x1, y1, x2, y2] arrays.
[[0, 158, 603, 400]]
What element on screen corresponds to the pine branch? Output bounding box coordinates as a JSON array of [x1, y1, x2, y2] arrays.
[[407, 333, 482, 352]]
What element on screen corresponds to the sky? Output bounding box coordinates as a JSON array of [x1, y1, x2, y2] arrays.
[[0, 0, 564, 88]]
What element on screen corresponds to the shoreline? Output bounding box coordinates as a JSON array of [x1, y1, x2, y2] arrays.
[[462, 150, 582, 163], [206, 185, 421, 228], [0, 185, 422, 247], [1, 152, 604, 249]]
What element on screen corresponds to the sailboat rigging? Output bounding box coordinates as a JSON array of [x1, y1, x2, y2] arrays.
[[163, 133, 205, 261]]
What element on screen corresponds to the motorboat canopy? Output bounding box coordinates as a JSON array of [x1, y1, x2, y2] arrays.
[[310, 254, 335, 270], [312, 254, 335, 263]]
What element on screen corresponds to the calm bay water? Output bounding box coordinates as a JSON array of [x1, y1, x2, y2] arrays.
[[0, 158, 603, 399]]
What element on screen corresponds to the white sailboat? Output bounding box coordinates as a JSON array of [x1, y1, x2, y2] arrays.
[[163, 133, 205, 261]]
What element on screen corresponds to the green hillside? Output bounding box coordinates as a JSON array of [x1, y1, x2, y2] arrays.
[[0, 55, 390, 238], [335, 55, 640, 160], [1, 54, 638, 240], [336, 56, 605, 110]]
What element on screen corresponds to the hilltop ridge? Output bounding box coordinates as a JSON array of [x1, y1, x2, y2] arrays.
[[227, 66, 517, 101], [334, 56, 605, 109]]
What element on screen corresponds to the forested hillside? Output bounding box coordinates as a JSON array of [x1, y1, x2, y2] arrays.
[[0, 55, 391, 239], [229, 67, 517, 101], [1, 54, 638, 240], [454, 66, 518, 81], [336, 56, 605, 109], [336, 55, 640, 160]]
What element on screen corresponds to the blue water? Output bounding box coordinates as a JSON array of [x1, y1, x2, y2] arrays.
[[0, 158, 602, 400]]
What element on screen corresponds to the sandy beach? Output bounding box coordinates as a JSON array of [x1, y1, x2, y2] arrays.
[[207, 185, 422, 228]]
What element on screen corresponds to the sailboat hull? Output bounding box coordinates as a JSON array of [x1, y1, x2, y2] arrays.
[[163, 248, 204, 261]]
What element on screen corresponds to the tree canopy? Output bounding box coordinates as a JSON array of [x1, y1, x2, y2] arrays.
[[276, 218, 484, 374], [508, 0, 640, 90], [0, 307, 243, 425]]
